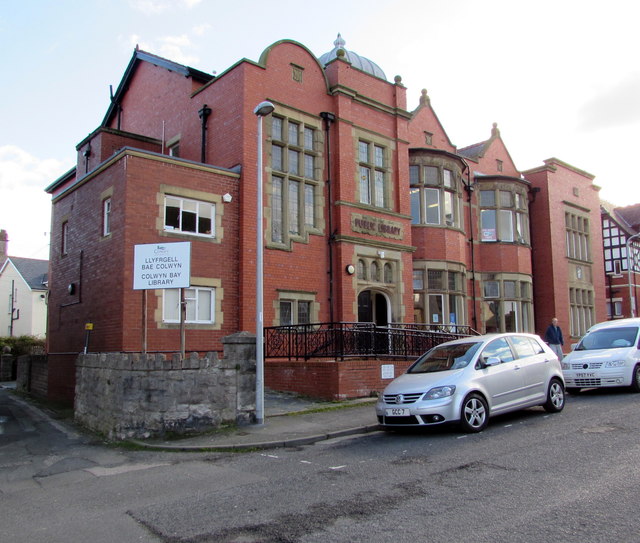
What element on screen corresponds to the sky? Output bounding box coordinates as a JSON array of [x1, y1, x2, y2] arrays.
[[2, 0, 639, 260]]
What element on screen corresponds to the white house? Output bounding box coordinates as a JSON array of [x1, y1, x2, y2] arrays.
[[0, 257, 48, 338]]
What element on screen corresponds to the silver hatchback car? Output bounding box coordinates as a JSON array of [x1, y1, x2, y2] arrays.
[[376, 333, 565, 432]]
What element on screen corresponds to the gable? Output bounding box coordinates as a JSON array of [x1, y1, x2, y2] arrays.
[[459, 123, 520, 177], [408, 89, 456, 153]]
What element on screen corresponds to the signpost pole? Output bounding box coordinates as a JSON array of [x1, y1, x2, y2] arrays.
[[142, 290, 148, 354], [180, 287, 186, 360]]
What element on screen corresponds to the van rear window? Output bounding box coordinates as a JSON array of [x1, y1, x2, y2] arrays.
[[576, 326, 639, 350]]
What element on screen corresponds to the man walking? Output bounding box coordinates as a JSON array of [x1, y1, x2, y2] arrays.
[[544, 317, 564, 360]]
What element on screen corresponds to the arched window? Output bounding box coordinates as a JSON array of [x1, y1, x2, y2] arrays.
[[383, 263, 393, 283], [370, 261, 380, 282], [357, 259, 366, 280]]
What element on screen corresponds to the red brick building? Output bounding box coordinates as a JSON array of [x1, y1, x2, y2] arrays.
[[523, 158, 607, 338], [600, 202, 640, 320], [45, 36, 606, 402]]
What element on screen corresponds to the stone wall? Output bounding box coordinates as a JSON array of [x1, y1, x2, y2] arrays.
[[15, 355, 48, 398], [75, 332, 256, 440], [0, 354, 13, 381]]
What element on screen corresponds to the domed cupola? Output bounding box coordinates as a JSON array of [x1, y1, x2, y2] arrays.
[[318, 33, 387, 81]]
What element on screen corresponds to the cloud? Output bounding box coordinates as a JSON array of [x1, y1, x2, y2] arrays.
[[157, 34, 199, 65], [128, 0, 202, 13], [578, 71, 640, 132], [122, 32, 200, 65], [192, 23, 211, 37], [0, 146, 68, 190], [0, 146, 69, 259]]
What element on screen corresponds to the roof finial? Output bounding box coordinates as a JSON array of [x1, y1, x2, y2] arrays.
[[491, 122, 499, 137], [334, 33, 346, 49], [420, 88, 430, 105]]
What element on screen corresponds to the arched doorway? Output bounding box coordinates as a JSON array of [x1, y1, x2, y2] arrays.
[[357, 290, 390, 325], [357, 290, 390, 354]]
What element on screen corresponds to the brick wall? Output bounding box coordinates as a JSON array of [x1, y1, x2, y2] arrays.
[[266, 358, 413, 400]]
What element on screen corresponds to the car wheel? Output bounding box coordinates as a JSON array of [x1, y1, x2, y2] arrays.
[[543, 378, 565, 413], [631, 365, 640, 393], [460, 393, 488, 433], [566, 387, 582, 395]]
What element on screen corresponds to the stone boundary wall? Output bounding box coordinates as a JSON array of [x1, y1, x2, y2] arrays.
[[0, 354, 14, 382], [16, 355, 49, 398], [75, 332, 256, 440]]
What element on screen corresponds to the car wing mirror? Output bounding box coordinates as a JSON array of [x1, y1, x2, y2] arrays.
[[480, 356, 501, 368]]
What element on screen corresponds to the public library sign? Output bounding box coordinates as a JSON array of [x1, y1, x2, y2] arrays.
[[351, 213, 403, 240]]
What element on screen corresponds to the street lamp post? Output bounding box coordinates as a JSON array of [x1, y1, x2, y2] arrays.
[[253, 101, 275, 425], [626, 232, 640, 318]]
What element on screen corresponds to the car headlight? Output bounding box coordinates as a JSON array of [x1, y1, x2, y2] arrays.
[[561, 362, 570, 370], [605, 360, 626, 368], [425, 385, 456, 400]]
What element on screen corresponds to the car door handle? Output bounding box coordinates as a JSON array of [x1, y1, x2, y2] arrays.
[[514, 365, 521, 371]]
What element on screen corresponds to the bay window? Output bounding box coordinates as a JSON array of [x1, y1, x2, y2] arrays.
[[479, 187, 529, 244], [409, 164, 461, 228]]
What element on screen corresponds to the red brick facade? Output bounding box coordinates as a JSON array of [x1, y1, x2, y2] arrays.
[[45, 39, 606, 402]]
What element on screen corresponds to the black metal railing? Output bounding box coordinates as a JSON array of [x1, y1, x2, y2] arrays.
[[264, 322, 477, 361]]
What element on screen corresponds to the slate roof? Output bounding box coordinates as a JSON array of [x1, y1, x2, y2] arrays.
[[457, 142, 487, 160], [4, 257, 49, 291], [614, 204, 640, 232]]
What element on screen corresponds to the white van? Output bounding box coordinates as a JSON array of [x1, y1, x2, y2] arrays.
[[562, 318, 640, 393]]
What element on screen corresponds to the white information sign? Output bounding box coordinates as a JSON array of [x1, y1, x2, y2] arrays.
[[381, 364, 395, 380], [133, 242, 191, 290]]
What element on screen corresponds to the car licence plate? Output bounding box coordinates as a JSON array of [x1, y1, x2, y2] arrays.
[[576, 372, 596, 378], [385, 408, 410, 417]]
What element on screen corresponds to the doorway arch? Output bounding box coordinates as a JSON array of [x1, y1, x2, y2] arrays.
[[357, 289, 390, 326]]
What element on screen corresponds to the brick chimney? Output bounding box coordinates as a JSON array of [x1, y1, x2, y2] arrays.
[[0, 230, 8, 263]]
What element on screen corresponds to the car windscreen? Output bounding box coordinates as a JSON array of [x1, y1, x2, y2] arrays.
[[408, 342, 482, 373], [575, 326, 639, 351]]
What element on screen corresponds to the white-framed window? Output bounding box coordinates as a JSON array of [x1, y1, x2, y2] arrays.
[[163, 287, 215, 324], [164, 196, 215, 237], [270, 115, 319, 245], [102, 198, 111, 236], [358, 140, 388, 208], [168, 142, 180, 157], [414, 267, 465, 325], [409, 164, 461, 227], [482, 276, 533, 333], [479, 188, 529, 244]]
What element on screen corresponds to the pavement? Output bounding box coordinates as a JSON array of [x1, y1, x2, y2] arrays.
[[1, 382, 382, 452], [131, 391, 382, 451]]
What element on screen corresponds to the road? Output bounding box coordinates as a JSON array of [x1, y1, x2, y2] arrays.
[[1, 386, 639, 542]]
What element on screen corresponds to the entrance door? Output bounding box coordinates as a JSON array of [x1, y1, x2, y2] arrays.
[[358, 290, 389, 325], [358, 290, 390, 354]]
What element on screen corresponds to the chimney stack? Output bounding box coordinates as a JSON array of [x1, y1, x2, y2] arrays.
[[0, 230, 8, 263]]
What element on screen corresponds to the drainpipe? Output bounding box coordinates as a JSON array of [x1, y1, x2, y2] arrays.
[[320, 112, 336, 323], [198, 104, 212, 163], [461, 160, 478, 331]]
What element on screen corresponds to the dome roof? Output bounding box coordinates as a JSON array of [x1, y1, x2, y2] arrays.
[[318, 34, 387, 80]]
